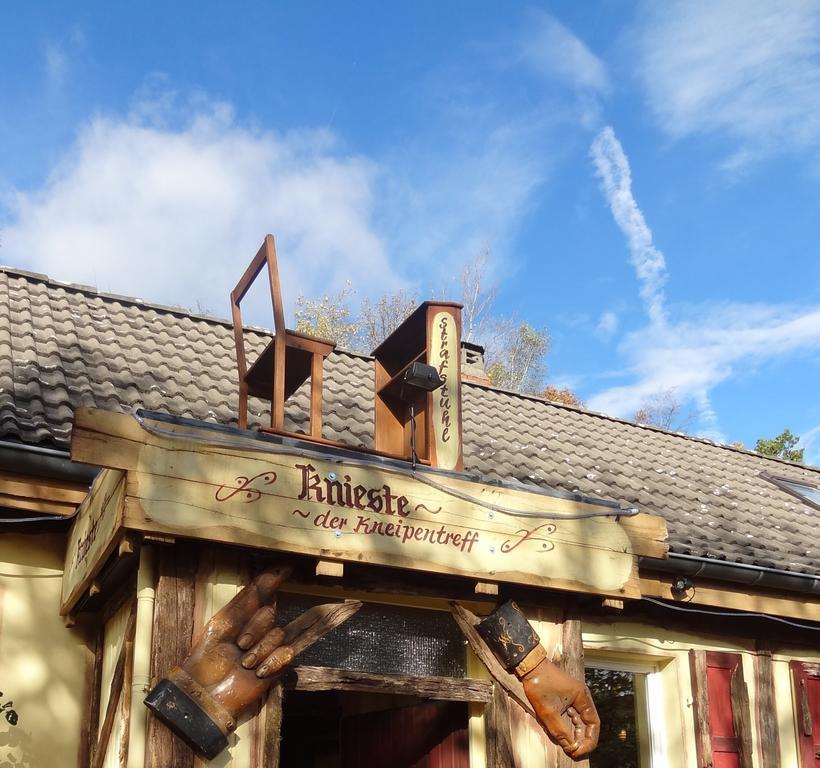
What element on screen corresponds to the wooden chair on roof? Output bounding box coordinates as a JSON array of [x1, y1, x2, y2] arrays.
[[230, 234, 335, 437]]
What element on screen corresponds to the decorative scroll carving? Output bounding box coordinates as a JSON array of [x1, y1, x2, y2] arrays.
[[215, 471, 277, 502]]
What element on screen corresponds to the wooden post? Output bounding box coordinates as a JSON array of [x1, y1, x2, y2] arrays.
[[262, 682, 284, 768], [145, 543, 197, 768], [79, 623, 105, 768], [557, 613, 589, 768], [730, 664, 754, 768], [754, 651, 780, 768], [92, 602, 137, 768], [689, 650, 713, 768], [485, 684, 516, 768]]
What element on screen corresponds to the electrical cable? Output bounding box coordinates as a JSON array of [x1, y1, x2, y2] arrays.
[[130, 410, 636, 521], [642, 595, 820, 632]]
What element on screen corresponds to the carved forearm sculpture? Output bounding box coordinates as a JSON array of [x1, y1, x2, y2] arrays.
[[144, 566, 361, 759], [476, 600, 600, 759]]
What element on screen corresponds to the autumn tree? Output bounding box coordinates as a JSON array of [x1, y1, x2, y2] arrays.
[[632, 388, 698, 432], [358, 289, 417, 352], [754, 428, 804, 463], [295, 253, 562, 396], [486, 321, 550, 395], [294, 283, 360, 349], [542, 385, 585, 407]]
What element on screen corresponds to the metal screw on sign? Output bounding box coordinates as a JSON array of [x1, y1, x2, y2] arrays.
[[328, 472, 337, 481]]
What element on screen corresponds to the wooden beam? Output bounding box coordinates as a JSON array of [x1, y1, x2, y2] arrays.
[[146, 543, 197, 768], [755, 651, 780, 768], [640, 574, 820, 623], [0, 493, 77, 515], [730, 663, 754, 768], [92, 601, 137, 768], [689, 649, 713, 768], [315, 558, 343, 579], [0, 471, 88, 503], [284, 665, 493, 703], [557, 611, 589, 768], [485, 684, 516, 768], [474, 581, 499, 597], [262, 682, 284, 768]]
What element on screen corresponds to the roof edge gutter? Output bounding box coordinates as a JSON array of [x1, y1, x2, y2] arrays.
[[640, 552, 820, 596], [0, 439, 98, 484]]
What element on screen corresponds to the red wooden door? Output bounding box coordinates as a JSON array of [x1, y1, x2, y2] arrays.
[[341, 700, 469, 768], [792, 661, 820, 767]]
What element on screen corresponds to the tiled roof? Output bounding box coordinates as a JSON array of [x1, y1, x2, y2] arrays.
[[2, 266, 818, 576]]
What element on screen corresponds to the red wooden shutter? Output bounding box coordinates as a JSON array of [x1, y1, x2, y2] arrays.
[[341, 700, 469, 768], [791, 661, 820, 768], [690, 651, 753, 768]]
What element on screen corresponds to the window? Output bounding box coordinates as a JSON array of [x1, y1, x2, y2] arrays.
[[763, 473, 820, 511], [585, 658, 667, 768]]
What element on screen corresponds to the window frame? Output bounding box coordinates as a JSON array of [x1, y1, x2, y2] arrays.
[[761, 471, 820, 512], [584, 654, 669, 768]]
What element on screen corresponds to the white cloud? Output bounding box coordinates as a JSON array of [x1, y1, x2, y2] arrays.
[[520, 11, 609, 129], [799, 425, 820, 467], [2, 97, 400, 324], [588, 302, 820, 430], [590, 127, 668, 325], [587, 124, 820, 441], [520, 12, 609, 94], [43, 26, 85, 92], [595, 310, 619, 339], [636, 0, 820, 168]]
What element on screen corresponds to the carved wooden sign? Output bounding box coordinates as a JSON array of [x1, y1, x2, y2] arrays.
[[62, 468, 125, 613], [429, 309, 461, 471], [64, 408, 667, 613]]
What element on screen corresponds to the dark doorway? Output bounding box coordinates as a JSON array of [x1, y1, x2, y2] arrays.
[[280, 690, 469, 768]]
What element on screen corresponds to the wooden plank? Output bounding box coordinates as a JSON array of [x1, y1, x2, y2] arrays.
[[61, 468, 126, 615], [730, 663, 754, 768], [0, 492, 77, 515], [0, 470, 89, 503], [78, 624, 104, 768], [146, 543, 197, 768], [428, 307, 463, 472], [124, 477, 646, 603], [262, 682, 284, 768], [475, 581, 499, 596], [485, 683, 517, 768], [72, 408, 667, 598], [284, 666, 493, 703], [754, 652, 780, 768], [640, 574, 820, 623], [689, 649, 713, 768], [557, 612, 589, 768], [92, 601, 137, 768], [315, 558, 344, 578]]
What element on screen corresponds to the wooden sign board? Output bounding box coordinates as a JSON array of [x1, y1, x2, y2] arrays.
[[429, 308, 461, 471], [61, 468, 125, 613], [65, 408, 667, 612]]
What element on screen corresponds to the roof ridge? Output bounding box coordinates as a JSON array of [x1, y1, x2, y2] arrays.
[[463, 379, 820, 473]]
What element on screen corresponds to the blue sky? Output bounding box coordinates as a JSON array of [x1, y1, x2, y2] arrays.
[[2, 1, 820, 463]]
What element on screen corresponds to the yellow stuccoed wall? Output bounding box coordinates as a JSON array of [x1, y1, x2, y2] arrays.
[[0, 534, 88, 768]]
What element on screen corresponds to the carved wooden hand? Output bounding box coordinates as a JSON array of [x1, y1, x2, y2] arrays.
[[145, 567, 361, 759], [475, 599, 600, 760]]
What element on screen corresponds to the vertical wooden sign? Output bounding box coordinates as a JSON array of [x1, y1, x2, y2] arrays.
[[428, 307, 463, 471]]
